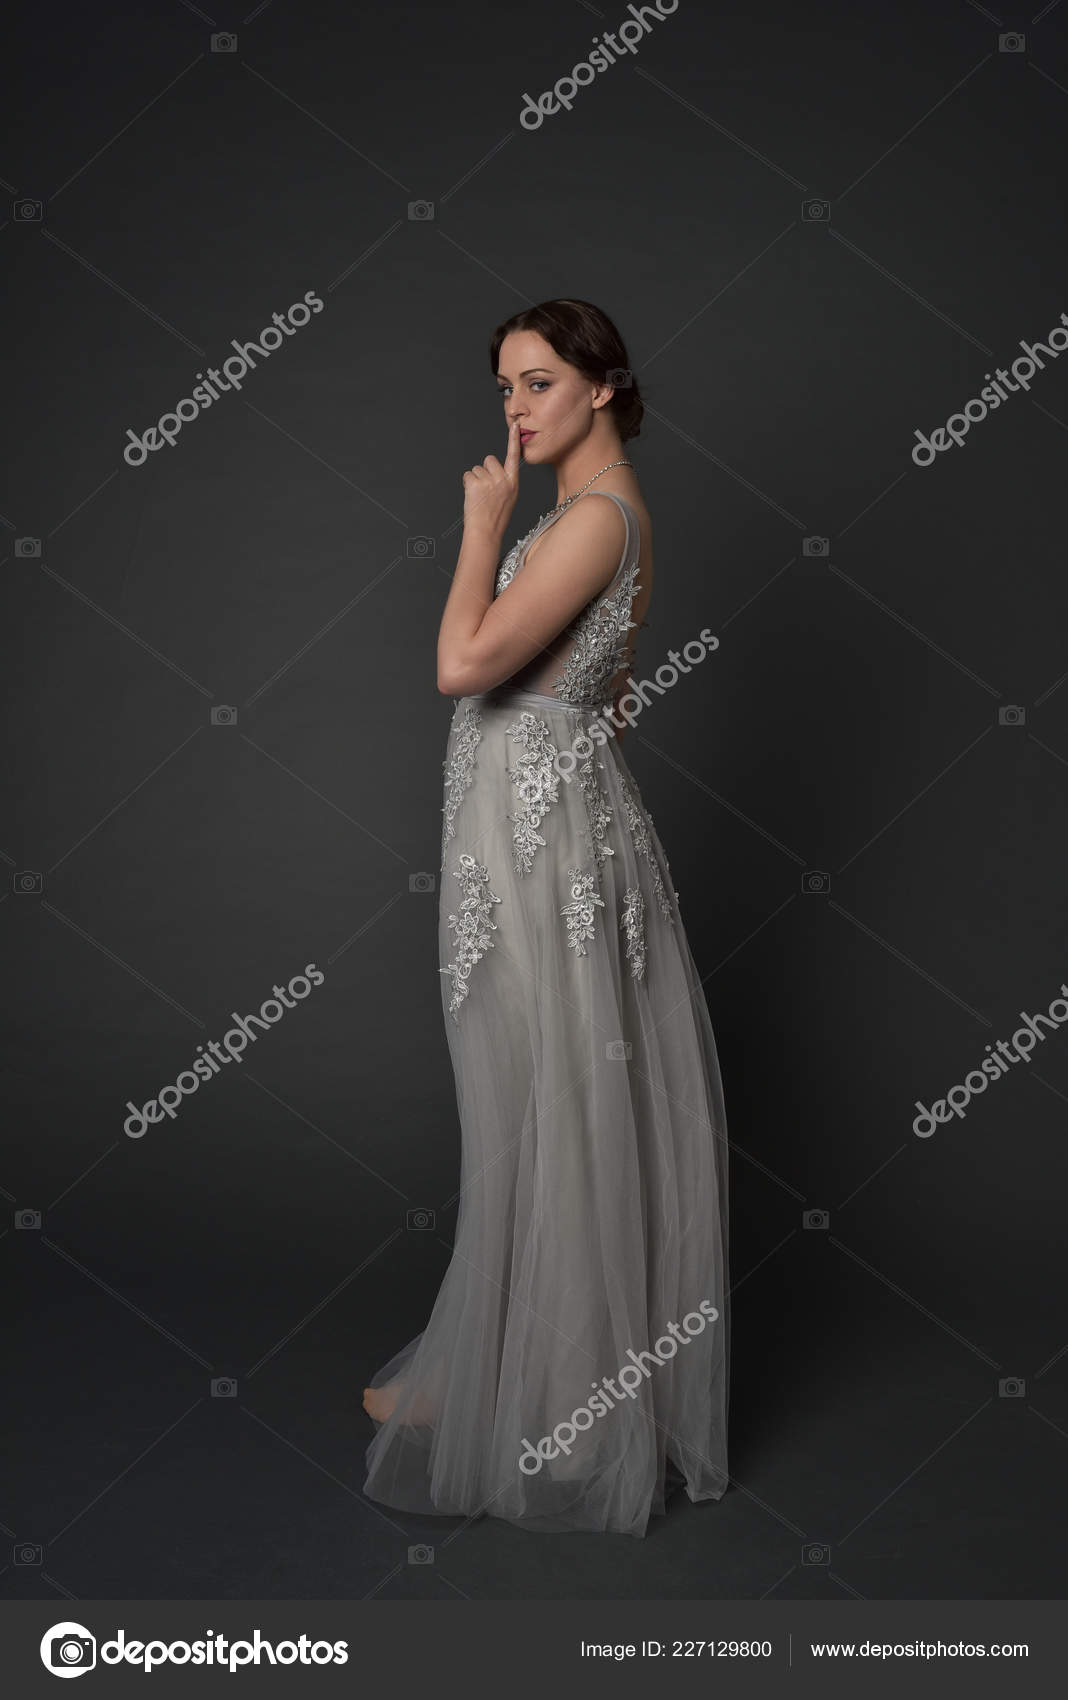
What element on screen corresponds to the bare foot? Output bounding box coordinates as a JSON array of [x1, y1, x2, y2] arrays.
[[362, 1382, 401, 1423], [363, 1379, 436, 1426]]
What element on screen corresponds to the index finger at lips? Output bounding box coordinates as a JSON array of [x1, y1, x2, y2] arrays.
[[505, 416, 521, 472]]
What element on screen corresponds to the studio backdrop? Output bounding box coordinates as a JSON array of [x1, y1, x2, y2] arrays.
[[3, 0, 1067, 1604]]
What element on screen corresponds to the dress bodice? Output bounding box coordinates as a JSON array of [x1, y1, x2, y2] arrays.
[[491, 489, 642, 709]]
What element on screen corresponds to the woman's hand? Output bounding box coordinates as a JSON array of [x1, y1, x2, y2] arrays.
[[462, 417, 521, 538]]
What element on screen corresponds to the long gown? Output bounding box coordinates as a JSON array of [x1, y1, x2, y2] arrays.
[[362, 489, 729, 1538]]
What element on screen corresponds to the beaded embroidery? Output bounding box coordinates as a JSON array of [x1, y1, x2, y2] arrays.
[[621, 886, 647, 980], [505, 711, 561, 875], [620, 774, 674, 921], [440, 703, 482, 870], [551, 561, 642, 708], [576, 752, 616, 872], [439, 852, 502, 1021], [561, 867, 605, 956], [494, 542, 523, 596]]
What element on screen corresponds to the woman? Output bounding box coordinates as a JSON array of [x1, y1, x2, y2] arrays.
[[362, 299, 729, 1538]]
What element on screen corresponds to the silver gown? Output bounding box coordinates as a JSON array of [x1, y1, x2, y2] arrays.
[[363, 489, 729, 1537]]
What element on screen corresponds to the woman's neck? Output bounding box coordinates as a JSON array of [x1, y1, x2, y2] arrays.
[[554, 430, 628, 505]]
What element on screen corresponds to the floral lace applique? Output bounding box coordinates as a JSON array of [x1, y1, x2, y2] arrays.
[[551, 563, 642, 707], [506, 711, 561, 875], [620, 774, 674, 921], [576, 752, 616, 872], [440, 703, 482, 870], [494, 519, 544, 596], [439, 852, 502, 1021], [621, 886, 647, 980], [494, 542, 523, 595], [561, 867, 605, 956]]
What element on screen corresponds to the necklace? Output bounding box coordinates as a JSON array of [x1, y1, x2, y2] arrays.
[[534, 460, 633, 527]]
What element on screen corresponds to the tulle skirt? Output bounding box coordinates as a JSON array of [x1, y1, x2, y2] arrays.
[[362, 686, 729, 1537]]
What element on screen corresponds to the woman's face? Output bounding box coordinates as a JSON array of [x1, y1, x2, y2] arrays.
[[495, 329, 605, 464]]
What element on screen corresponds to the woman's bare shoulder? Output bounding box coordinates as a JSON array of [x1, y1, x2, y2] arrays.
[[524, 488, 626, 566]]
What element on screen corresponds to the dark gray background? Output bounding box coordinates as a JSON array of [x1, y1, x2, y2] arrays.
[[3, 0, 1067, 1605]]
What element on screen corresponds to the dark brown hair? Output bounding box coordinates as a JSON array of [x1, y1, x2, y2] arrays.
[[489, 298, 644, 442]]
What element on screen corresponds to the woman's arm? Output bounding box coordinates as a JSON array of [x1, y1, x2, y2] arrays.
[[437, 419, 524, 694], [438, 500, 626, 697], [436, 522, 506, 695], [437, 434, 626, 696]]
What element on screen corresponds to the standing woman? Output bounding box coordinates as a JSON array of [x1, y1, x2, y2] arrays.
[[363, 299, 729, 1538]]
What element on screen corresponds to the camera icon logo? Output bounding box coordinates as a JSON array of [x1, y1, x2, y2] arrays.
[[40, 1621, 97, 1676], [998, 705, 1025, 727], [211, 32, 237, 52], [408, 1544, 434, 1564], [801, 870, 829, 895], [606, 367, 633, 390], [998, 1377, 1025, 1398], [16, 537, 41, 558], [407, 1208, 435, 1231], [606, 1039, 632, 1060], [802, 1542, 830, 1564], [409, 872, 436, 893], [14, 870, 43, 894], [408, 200, 435, 221], [14, 198, 43, 221], [210, 705, 237, 726], [802, 199, 830, 221], [802, 536, 829, 558], [406, 536, 435, 558], [211, 1377, 237, 1398], [16, 1209, 41, 1230], [999, 32, 1025, 52], [803, 1209, 829, 1230]]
